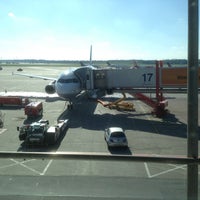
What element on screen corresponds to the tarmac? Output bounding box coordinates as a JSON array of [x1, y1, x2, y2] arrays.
[[0, 65, 200, 199]]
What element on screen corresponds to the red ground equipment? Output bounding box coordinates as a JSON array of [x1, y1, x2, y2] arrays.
[[0, 96, 29, 107], [24, 101, 43, 118], [133, 61, 168, 117]]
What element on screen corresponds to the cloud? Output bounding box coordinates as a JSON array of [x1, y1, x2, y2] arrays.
[[8, 12, 34, 23], [8, 12, 16, 18]]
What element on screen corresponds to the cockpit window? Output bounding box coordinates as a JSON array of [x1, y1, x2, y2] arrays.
[[57, 78, 79, 83]]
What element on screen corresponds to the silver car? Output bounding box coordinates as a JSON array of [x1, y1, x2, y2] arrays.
[[104, 127, 128, 148]]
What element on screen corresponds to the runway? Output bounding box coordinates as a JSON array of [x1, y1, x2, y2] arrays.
[[0, 65, 199, 199]]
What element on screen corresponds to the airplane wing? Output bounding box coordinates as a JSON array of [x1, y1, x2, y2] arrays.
[[12, 72, 56, 81]]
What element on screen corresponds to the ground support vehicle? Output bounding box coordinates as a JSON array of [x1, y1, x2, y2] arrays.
[[104, 127, 128, 148], [46, 119, 69, 145], [0, 111, 4, 128], [24, 101, 43, 118], [17, 119, 68, 146], [0, 119, 3, 128], [0, 96, 29, 107], [98, 93, 135, 111], [17, 119, 49, 146]]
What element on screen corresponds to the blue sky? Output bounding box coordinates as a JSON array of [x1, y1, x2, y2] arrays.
[[0, 0, 189, 60]]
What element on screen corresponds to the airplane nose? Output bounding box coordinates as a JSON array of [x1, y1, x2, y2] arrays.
[[55, 81, 81, 99]]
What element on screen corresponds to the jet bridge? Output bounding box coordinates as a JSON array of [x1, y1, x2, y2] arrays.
[[74, 65, 157, 91], [90, 61, 167, 117], [74, 61, 196, 117], [92, 67, 156, 90]]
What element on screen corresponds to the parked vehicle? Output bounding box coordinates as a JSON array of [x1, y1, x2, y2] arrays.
[[17, 119, 69, 146], [24, 101, 43, 118], [104, 127, 128, 148], [0, 111, 3, 128], [17, 119, 49, 145], [46, 119, 69, 144]]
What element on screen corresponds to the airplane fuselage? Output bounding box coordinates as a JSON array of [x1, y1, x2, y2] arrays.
[[55, 69, 81, 100]]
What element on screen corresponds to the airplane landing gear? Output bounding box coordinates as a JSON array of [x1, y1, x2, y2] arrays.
[[64, 100, 73, 110], [68, 99, 74, 110], [67, 104, 73, 110]]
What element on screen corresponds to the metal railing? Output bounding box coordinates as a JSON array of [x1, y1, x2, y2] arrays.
[[0, 151, 199, 164]]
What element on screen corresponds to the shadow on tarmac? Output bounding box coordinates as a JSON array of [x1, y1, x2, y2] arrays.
[[108, 146, 132, 155], [57, 98, 195, 140], [17, 94, 200, 152], [17, 126, 69, 152]]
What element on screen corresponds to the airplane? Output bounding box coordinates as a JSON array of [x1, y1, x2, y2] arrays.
[[13, 46, 96, 109], [12, 46, 195, 113], [106, 60, 139, 69]]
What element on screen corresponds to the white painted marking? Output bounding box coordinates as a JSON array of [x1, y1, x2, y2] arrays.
[[144, 162, 151, 178], [0, 129, 7, 135], [8, 158, 53, 176], [169, 164, 187, 170], [149, 164, 187, 178], [0, 159, 35, 170], [40, 159, 53, 175], [11, 159, 41, 175], [144, 162, 187, 178]]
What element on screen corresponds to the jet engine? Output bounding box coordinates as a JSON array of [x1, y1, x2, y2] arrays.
[[45, 81, 56, 94]]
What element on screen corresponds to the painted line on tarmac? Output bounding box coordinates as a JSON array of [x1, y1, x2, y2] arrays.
[[0, 129, 7, 135], [169, 164, 187, 170], [40, 159, 53, 175], [11, 159, 42, 175], [144, 162, 151, 178], [0, 159, 35, 170], [10, 158, 53, 176], [144, 162, 187, 178], [0, 158, 53, 176]]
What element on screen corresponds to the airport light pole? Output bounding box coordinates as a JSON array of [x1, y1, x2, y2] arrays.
[[187, 0, 199, 199]]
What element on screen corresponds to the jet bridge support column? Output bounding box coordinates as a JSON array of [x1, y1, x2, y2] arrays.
[[154, 61, 168, 117], [134, 61, 168, 117]]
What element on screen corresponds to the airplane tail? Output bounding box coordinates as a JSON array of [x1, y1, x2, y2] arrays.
[[80, 45, 93, 67], [167, 62, 172, 67], [89, 45, 92, 65], [133, 60, 139, 69], [107, 61, 111, 66], [80, 61, 86, 66]]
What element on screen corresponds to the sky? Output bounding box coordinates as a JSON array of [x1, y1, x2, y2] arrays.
[[0, 0, 190, 60]]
